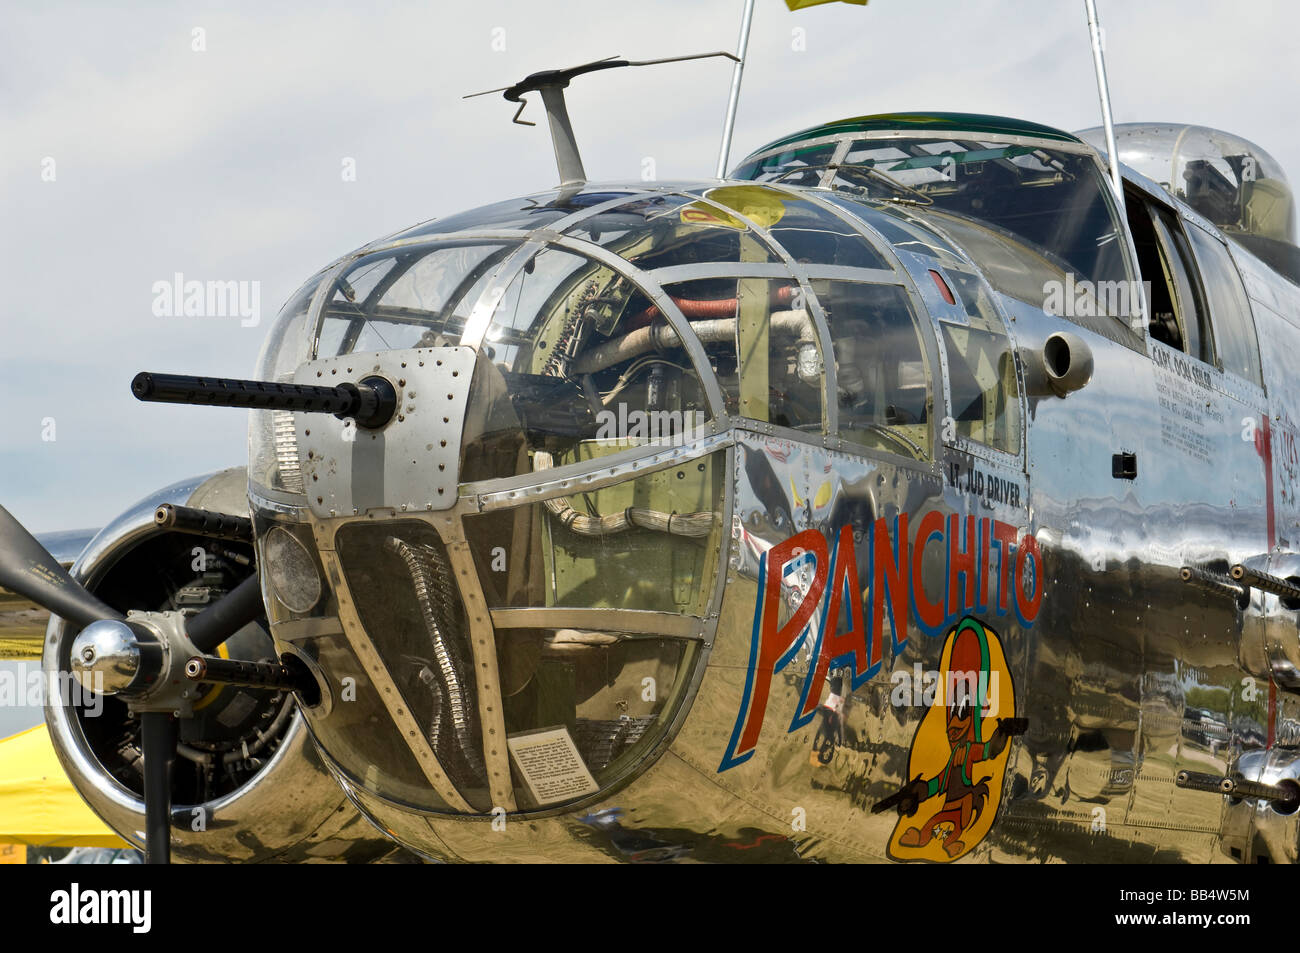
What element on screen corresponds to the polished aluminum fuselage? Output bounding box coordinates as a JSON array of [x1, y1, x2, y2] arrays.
[[245, 145, 1300, 862]]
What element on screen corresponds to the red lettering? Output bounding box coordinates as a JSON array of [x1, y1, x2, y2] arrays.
[[992, 520, 1018, 613], [947, 514, 977, 616], [800, 525, 866, 720], [978, 518, 990, 609], [911, 510, 946, 632], [1015, 533, 1044, 622], [871, 514, 909, 660], [734, 529, 829, 758]]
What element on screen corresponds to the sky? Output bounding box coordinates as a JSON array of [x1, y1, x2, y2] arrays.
[[3, 0, 1298, 533]]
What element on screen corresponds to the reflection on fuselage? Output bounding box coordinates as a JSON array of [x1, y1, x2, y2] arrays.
[[244, 114, 1300, 863]]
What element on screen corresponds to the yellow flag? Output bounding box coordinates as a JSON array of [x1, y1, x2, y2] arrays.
[[785, 0, 868, 10]]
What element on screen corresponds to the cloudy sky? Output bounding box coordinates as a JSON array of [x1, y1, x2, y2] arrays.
[[3, 0, 1297, 533]]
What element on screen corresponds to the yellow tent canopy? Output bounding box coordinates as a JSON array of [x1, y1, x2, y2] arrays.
[[0, 724, 130, 848]]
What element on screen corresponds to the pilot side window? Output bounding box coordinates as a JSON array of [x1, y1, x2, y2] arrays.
[[811, 280, 932, 461], [938, 270, 1021, 455], [1184, 224, 1264, 386], [1125, 195, 1214, 364]]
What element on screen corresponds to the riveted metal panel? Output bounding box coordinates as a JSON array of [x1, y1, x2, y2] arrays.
[[294, 347, 476, 518]]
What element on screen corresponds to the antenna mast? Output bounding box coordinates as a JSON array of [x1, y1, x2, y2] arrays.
[[1084, 0, 1125, 213], [715, 0, 757, 179]]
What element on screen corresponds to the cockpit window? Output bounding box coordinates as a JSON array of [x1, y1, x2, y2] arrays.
[[461, 246, 714, 483], [740, 136, 1133, 303], [736, 142, 839, 184], [823, 194, 966, 265], [316, 242, 516, 358], [1129, 200, 1214, 363], [939, 269, 1021, 454], [1184, 223, 1263, 386], [849, 139, 1129, 290], [813, 280, 932, 460], [563, 192, 782, 267]]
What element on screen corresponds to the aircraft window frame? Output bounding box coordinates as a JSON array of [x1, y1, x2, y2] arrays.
[[935, 268, 1024, 458], [702, 180, 951, 458], [457, 243, 722, 482], [741, 134, 1135, 277], [560, 191, 787, 268], [1144, 203, 1215, 366], [675, 186, 848, 435], [1182, 220, 1265, 388], [321, 190, 937, 465], [738, 131, 1147, 351], [791, 191, 1020, 464], [768, 186, 957, 466], [811, 278, 936, 462], [314, 242, 520, 359], [450, 232, 733, 418], [291, 230, 740, 490], [658, 274, 826, 436]]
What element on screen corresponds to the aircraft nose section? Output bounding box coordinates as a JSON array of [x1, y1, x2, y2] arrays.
[[292, 346, 477, 518]]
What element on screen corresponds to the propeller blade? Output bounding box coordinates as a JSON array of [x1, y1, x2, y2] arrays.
[[140, 711, 177, 865], [0, 505, 122, 628]]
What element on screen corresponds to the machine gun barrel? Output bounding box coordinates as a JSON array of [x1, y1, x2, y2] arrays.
[[131, 371, 397, 429], [1222, 776, 1298, 805], [1229, 564, 1300, 602], [1179, 566, 1246, 601], [184, 655, 311, 695], [154, 503, 253, 542], [1176, 770, 1300, 809]]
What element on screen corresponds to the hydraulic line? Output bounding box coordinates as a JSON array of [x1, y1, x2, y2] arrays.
[[628, 283, 798, 327], [573, 308, 817, 376]]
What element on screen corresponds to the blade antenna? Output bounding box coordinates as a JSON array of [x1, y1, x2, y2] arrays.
[[465, 51, 738, 190]]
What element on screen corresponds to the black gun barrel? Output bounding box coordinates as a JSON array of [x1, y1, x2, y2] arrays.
[[154, 503, 254, 543], [1230, 564, 1300, 603], [184, 655, 311, 695], [131, 371, 397, 429]]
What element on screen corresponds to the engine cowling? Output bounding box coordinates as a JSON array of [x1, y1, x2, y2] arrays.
[[42, 467, 406, 863]]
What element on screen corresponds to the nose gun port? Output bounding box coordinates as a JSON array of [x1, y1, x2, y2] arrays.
[[131, 371, 398, 430]]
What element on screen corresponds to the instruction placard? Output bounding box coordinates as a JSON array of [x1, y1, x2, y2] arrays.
[[507, 726, 599, 805]]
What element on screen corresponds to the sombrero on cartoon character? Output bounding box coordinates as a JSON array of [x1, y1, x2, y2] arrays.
[[878, 617, 1027, 862]]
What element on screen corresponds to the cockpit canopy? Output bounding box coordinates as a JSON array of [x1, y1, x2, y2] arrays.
[[1076, 122, 1296, 245], [249, 181, 969, 505], [732, 112, 1134, 302]]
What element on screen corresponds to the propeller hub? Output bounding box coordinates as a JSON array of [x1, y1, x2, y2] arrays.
[[71, 620, 145, 694]]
